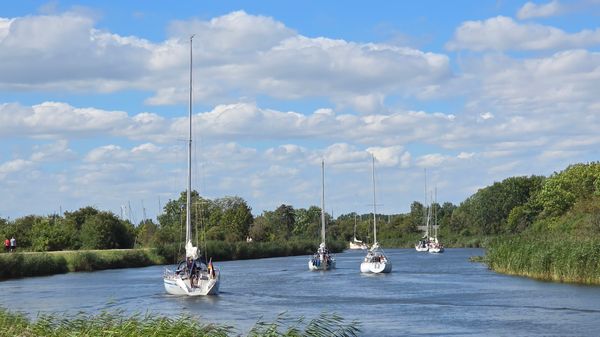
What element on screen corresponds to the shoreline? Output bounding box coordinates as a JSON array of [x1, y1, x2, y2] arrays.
[[0, 240, 347, 281]]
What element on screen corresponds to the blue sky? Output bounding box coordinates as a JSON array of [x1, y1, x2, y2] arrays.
[[2, 1, 600, 221]]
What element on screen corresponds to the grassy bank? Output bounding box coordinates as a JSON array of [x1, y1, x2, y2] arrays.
[[486, 234, 600, 285], [0, 308, 360, 337], [0, 240, 346, 280], [0, 249, 164, 280]]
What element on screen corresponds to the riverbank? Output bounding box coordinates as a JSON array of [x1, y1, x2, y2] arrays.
[[485, 235, 600, 285], [0, 308, 359, 337], [0, 240, 346, 280]]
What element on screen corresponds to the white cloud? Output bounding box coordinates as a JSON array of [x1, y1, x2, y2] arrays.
[[415, 154, 450, 167], [0, 11, 451, 110], [30, 140, 76, 162], [366, 145, 407, 167], [84, 145, 126, 163], [479, 112, 494, 120], [517, 1, 563, 19], [0, 159, 33, 179], [447, 16, 600, 51]]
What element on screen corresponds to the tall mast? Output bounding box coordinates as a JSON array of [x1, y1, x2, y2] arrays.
[[186, 35, 195, 244], [424, 168, 428, 238], [321, 160, 326, 243], [354, 214, 357, 239], [434, 186, 438, 238], [372, 155, 377, 244]]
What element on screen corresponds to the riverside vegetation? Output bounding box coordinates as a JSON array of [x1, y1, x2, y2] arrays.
[[0, 308, 360, 337], [1, 162, 599, 284]]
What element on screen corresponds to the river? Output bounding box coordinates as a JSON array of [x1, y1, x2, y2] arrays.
[[1, 248, 599, 336]]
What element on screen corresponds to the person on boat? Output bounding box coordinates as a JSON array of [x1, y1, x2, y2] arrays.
[[185, 257, 198, 287], [9, 237, 16, 252], [208, 259, 215, 278], [4, 238, 9, 253]]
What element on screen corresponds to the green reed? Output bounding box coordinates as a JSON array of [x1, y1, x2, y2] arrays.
[[486, 234, 600, 284], [0, 308, 360, 337], [0, 249, 163, 280]]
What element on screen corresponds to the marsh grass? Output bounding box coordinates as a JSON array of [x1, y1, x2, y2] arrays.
[[0, 309, 360, 337], [0, 249, 163, 280], [486, 234, 600, 284], [249, 312, 360, 337], [0, 240, 346, 280]]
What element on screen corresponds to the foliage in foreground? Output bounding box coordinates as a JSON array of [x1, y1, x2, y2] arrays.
[[0, 309, 360, 337]]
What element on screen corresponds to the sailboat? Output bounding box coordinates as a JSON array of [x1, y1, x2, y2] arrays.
[[349, 214, 368, 250], [428, 188, 445, 254], [416, 169, 431, 252], [360, 155, 392, 274], [415, 203, 431, 252], [163, 35, 220, 296], [308, 160, 336, 271]]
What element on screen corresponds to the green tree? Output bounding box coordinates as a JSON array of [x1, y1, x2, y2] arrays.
[[80, 211, 135, 249]]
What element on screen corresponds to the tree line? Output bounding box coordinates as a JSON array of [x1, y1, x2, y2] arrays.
[[2, 161, 598, 252]]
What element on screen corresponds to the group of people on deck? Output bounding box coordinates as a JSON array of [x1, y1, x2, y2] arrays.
[[311, 246, 333, 267], [3, 237, 16, 253], [176, 256, 216, 288]]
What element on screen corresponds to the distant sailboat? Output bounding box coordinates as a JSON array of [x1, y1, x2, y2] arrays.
[[416, 169, 431, 252], [349, 214, 368, 250], [416, 204, 431, 252], [163, 35, 220, 296], [308, 160, 336, 271], [428, 187, 445, 254], [360, 155, 392, 274]]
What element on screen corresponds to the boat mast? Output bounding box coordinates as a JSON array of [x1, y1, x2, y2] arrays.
[[354, 214, 357, 240], [372, 155, 377, 244], [424, 168, 428, 238], [321, 160, 326, 244], [186, 35, 195, 244], [434, 186, 438, 239]]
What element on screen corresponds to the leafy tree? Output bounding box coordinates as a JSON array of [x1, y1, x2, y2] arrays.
[[80, 211, 135, 249], [536, 163, 600, 217], [218, 196, 253, 242], [136, 219, 158, 247]]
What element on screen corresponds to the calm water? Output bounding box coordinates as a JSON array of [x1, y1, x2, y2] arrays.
[[1, 249, 600, 336]]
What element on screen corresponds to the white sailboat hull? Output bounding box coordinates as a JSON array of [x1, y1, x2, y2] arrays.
[[349, 241, 368, 250], [429, 247, 444, 254], [163, 269, 220, 296], [308, 257, 336, 271], [415, 245, 429, 252], [360, 261, 392, 274]]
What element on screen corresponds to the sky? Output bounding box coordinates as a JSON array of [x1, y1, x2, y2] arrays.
[[1, 0, 600, 222]]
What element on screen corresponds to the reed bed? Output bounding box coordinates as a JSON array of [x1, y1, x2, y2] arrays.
[[0, 308, 360, 337], [0, 240, 346, 280], [486, 235, 600, 284], [0, 249, 163, 280]]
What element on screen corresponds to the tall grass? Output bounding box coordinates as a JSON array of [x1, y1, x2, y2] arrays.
[[486, 234, 600, 284], [0, 253, 68, 279], [0, 308, 360, 337], [0, 240, 346, 280], [0, 249, 163, 280]]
